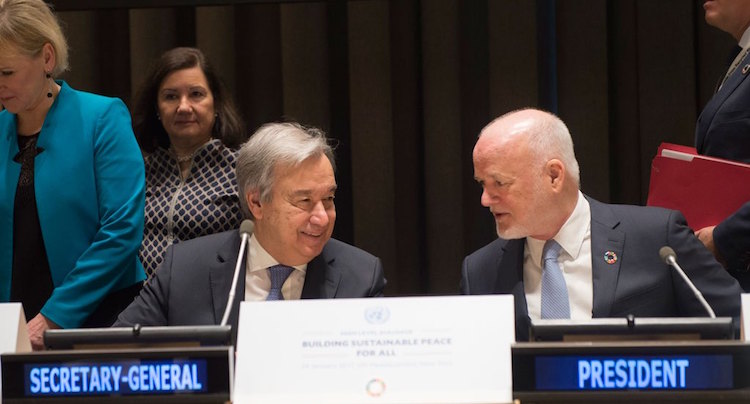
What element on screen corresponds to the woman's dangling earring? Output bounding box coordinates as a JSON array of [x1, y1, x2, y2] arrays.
[[45, 73, 53, 98]]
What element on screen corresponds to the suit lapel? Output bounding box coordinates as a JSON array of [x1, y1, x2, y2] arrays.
[[587, 197, 625, 318], [500, 239, 527, 312], [494, 238, 530, 341], [209, 232, 244, 326], [697, 50, 750, 152], [301, 248, 342, 299]]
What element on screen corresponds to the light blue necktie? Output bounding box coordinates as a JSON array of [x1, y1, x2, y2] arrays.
[[267, 265, 294, 301], [540, 239, 570, 319]]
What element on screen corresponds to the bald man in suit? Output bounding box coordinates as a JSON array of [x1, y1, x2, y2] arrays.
[[461, 109, 741, 341]]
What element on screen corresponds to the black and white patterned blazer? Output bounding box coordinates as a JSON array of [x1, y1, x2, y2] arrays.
[[139, 139, 243, 277]]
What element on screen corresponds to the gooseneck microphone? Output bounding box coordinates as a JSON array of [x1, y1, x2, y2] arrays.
[[220, 220, 255, 326], [659, 246, 716, 318]]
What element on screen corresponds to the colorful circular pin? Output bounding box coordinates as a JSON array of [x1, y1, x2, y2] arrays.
[[604, 251, 617, 264], [743, 64, 750, 75]]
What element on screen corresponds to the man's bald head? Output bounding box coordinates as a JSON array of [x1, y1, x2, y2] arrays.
[[478, 108, 580, 187]]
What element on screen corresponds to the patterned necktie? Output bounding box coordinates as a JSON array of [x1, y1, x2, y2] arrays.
[[540, 239, 570, 319], [266, 264, 294, 301]]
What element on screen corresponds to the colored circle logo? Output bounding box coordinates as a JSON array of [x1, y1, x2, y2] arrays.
[[366, 378, 386, 397], [604, 251, 618, 264]]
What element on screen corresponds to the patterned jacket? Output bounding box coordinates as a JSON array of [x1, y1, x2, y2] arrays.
[[140, 139, 243, 277]]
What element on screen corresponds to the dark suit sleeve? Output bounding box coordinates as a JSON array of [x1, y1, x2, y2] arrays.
[[667, 210, 742, 321], [714, 202, 750, 274], [113, 245, 175, 327], [369, 258, 386, 297], [460, 242, 529, 341], [460, 257, 472, 295]]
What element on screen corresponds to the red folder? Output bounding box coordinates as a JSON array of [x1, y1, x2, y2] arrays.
[[646, 142, 750, 230]]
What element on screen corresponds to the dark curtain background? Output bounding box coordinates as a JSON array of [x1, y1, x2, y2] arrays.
[[49, 0, 734, 296]]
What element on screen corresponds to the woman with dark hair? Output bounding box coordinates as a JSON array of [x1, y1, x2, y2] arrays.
[[132, 47, 247, 277]]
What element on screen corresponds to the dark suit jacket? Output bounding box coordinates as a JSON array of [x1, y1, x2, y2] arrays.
[[696, 48, 750, 288], [460, 196, 742, 341], [115, 230, 386, 333]]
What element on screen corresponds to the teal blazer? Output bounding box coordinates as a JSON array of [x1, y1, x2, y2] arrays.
[[0, 81, 146, 328]]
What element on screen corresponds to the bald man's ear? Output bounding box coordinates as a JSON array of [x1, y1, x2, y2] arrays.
[[546, 159, 566, 190]]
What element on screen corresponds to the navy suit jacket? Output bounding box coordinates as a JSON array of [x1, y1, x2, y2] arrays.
[[696, 48, 750, 287], [115, 230, 386, 334], [460, 197, 742, 341]]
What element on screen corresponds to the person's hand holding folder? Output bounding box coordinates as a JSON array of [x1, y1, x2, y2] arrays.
[[647, 142, 750, 231], [648, 142, 750, 274]]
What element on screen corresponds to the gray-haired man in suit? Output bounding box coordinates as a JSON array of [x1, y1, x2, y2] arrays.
[[115, 122, 386, 331], [461, 108, 741, 341]]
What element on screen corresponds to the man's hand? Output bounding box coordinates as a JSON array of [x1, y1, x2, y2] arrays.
[[27, 313, 60, 351], [696, 225, 717, 254], [696, 225, 727, 266]]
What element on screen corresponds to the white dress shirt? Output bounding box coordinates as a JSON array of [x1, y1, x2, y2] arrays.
[[244, 234, 307, 301], [524, 191, 593, 320]]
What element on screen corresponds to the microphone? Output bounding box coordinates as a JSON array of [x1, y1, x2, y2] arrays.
[[220, 220, 254, 326], [659, 246, 716, 318]]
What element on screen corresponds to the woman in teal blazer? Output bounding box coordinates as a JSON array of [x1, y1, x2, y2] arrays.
[[0, 0, 146, 350]]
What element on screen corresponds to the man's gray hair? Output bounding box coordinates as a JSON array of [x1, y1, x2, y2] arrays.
[[236, 122, 335, 219], [483, 108, 581, 186], [528, 111, 580, 186]]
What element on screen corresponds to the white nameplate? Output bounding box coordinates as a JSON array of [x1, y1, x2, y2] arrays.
[[0, 302, 30, 400], [742, 294, 750, 341], [234, 295, 514, 404], [0, 303, 29, 354]]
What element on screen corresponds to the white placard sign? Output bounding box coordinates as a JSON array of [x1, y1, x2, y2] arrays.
[[233, 295, 514, 404], [742, 294, 750, 341], [0, 303, 30, 354], [0, 302, 31, 401]]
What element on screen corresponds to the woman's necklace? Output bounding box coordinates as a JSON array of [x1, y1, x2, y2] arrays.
[[169, 147, 194, 163]]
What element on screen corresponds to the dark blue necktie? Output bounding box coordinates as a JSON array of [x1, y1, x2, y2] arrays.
[[540, 239, 570, 319], [266, 265, 294, 301]]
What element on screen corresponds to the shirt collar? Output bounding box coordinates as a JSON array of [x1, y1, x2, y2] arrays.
[[526, 190, 591, 265], [740, 26, 750, 49], [248, 234, 307, 273]]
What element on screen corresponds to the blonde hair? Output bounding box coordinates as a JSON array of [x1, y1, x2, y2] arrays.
[[0, 0, 69, 76]]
